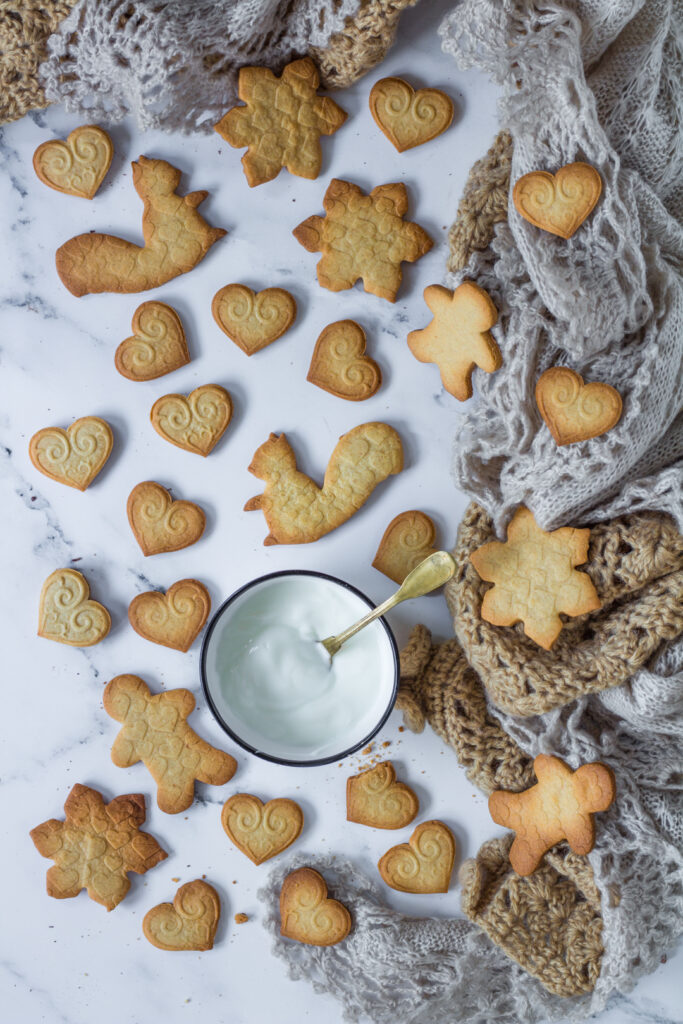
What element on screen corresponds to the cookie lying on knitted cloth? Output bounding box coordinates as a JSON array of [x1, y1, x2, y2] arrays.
[[115, 301, 190, 381], [373, 511, 438, 584], [293, 178, 432, 302], [280, 867, 351, 946], [151, 384, 232, 456], [369, 77, 453, 152], [307, 320, 381, 401], [103, 674, 236, 813], [535, 367, 622, 445], [127, 481, 206, 556], [128, 578, 210, 652], [245, 423, 403, 545], [470, 505, 601, 650], [347, 761, 418, 829], [489, 754, 616, 875], [56, 157, 226, 296], [33, 125, 113, 198], [378, 820, 455, 893], [512, 162, 602, 239], [30, 784, 167, 910], [222, 794, 303, 864], [212, 284, 296, 356], [448, 502, 683, 716], [29, 415, 113, 490], [38, 568, 111, 647], [143, 880, 220, 951], [214, 57, 347, 187]]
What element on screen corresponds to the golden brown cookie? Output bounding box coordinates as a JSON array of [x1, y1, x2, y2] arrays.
[[280, 867, 351, 946], [214, 57, 347, 186], [115, 301, 190, 381], [407, 283, 501, 401], [346, 761, 419, 829], [245, 423, 403, 545], [378, 820, 455, 893], [29, 416, 113, 491], [104, 674, 236, 813], [33, 125, 113, 199], [211, 284, 296, 356], [127, 481, 206, 556], [29, 784, 167, 910], [307, 320, 381, 401], [56, 156, 226, 296], [293, 178, 433, 303], [38, 568, 111, 647], [143, 880, 220, 950], [535, 367, 623, 445], [470, 505, 601, 650], [372, 510, 438, 584], [512, 162, 602, 239], [128, 578, 211, 652], [369, 78, 453, 152], [221, 794, 303, 864], [151, 384, 232, 456], [489, 754, 616, 875]]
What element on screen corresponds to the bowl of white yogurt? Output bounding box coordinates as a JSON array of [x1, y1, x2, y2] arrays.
[[200, 570, 399, 766]]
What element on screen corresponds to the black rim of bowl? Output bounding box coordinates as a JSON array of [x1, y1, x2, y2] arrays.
[[200, 569, 399, 767]]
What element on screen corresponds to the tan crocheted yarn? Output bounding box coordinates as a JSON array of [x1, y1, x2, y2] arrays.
[[448, 503, 683, 717], [0, 0, 76, 125], [447, 129, 513, 272], [312, 0, 418, 89]]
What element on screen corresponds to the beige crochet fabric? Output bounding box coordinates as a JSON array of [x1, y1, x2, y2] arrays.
[[448, 503, 683, 717], [312, 0, 418, 88], [447, 129, 513, 272], [0, 0, 76, 124]]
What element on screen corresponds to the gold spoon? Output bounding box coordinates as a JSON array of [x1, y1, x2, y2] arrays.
[[320, 550, 456, 659]]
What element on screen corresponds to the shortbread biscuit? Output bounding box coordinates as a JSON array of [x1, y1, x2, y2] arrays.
[[38, 568, 111, 647], [307, 320, 381, 401], [33, 125, 113, 199], [470, 505, 601, 650], [512, 162, 602, 239], [104, 674, 236, 813], [293, 178, 432, 302], [489, 754, 616, 875], [127, 481, 206, 556], [369, 78, 453, 152], [346, 761, 419, 829], [214, 57, 347, 186], [245, 422, 403, 545], [212, 284, 296, 355], [128, 578, 211, 652], [29, 416, 113, 491], [221, 794, 303, 864], [56, 156, 226, 296], [143, 880, 220, 951], [115, 301, 190, 381], [30, 784, 167, 910], [372, 510, 438, 584], [535, 367, 622, 445], [280, 867, 351, 946], [407, 282, 501, 401], [378, 820, 455, 893], [151, 384, 232, 456]]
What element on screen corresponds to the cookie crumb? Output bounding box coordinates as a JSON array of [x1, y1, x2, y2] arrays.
[[171, 877, 180, 882], [362, 744, 373, 755], [381, 741, 391, 748], [234, 913, 249, 924], [398, 726, 405, 732]]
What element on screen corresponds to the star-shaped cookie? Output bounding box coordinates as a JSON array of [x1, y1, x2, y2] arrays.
[[470, 506, 601, 649], [214, 57, 347, 187], [293, 178, 433, 302]]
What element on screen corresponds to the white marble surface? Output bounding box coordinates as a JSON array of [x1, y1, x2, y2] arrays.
[[0, 3, 681, 1022]]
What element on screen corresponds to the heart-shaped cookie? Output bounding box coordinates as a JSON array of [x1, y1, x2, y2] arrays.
[[33, 125, 113, 199], [535, 367, 622, 445], [280, 867, 351, 946], [143, 880, 220, 951], [369, 77, 454, 152], [212, 284, 296, 355], [378, 820, 455, 893], [221, 794, 303, 865], [115, 302, 190, 381], [372, 510, 438, 584], [150, 385, 232, 456], [29, 416, 113, 491], [127, 481, 206, 556], [38, 568, 111, 647], [307, 320, 381, 401], [512, 162, 602, 239], [347, 761, 419, 829], [128, 578, 210, 652]]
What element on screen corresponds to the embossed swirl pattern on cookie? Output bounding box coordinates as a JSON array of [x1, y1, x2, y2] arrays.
[[222, 794, 304, 864], [535, 367, 622, 445], [373, 510, 438, 584], [307, 320, 381, 401], [143, 880, 221, 951], [512, 163, 602, 239], [127, 481, 206, 556], [128, 578, 211, 652], [280, 867, 352, 946], [150, 384, 232, 456], [29, 416, 113, 491], [38, 568, 111, 647], [369, 77, 454, 152], [116, 301, 190, 381], [378, 820, 456, 893], [33, 125, 113, 198], [212, 284, 296, 355], [346, 761, 419, 829]]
